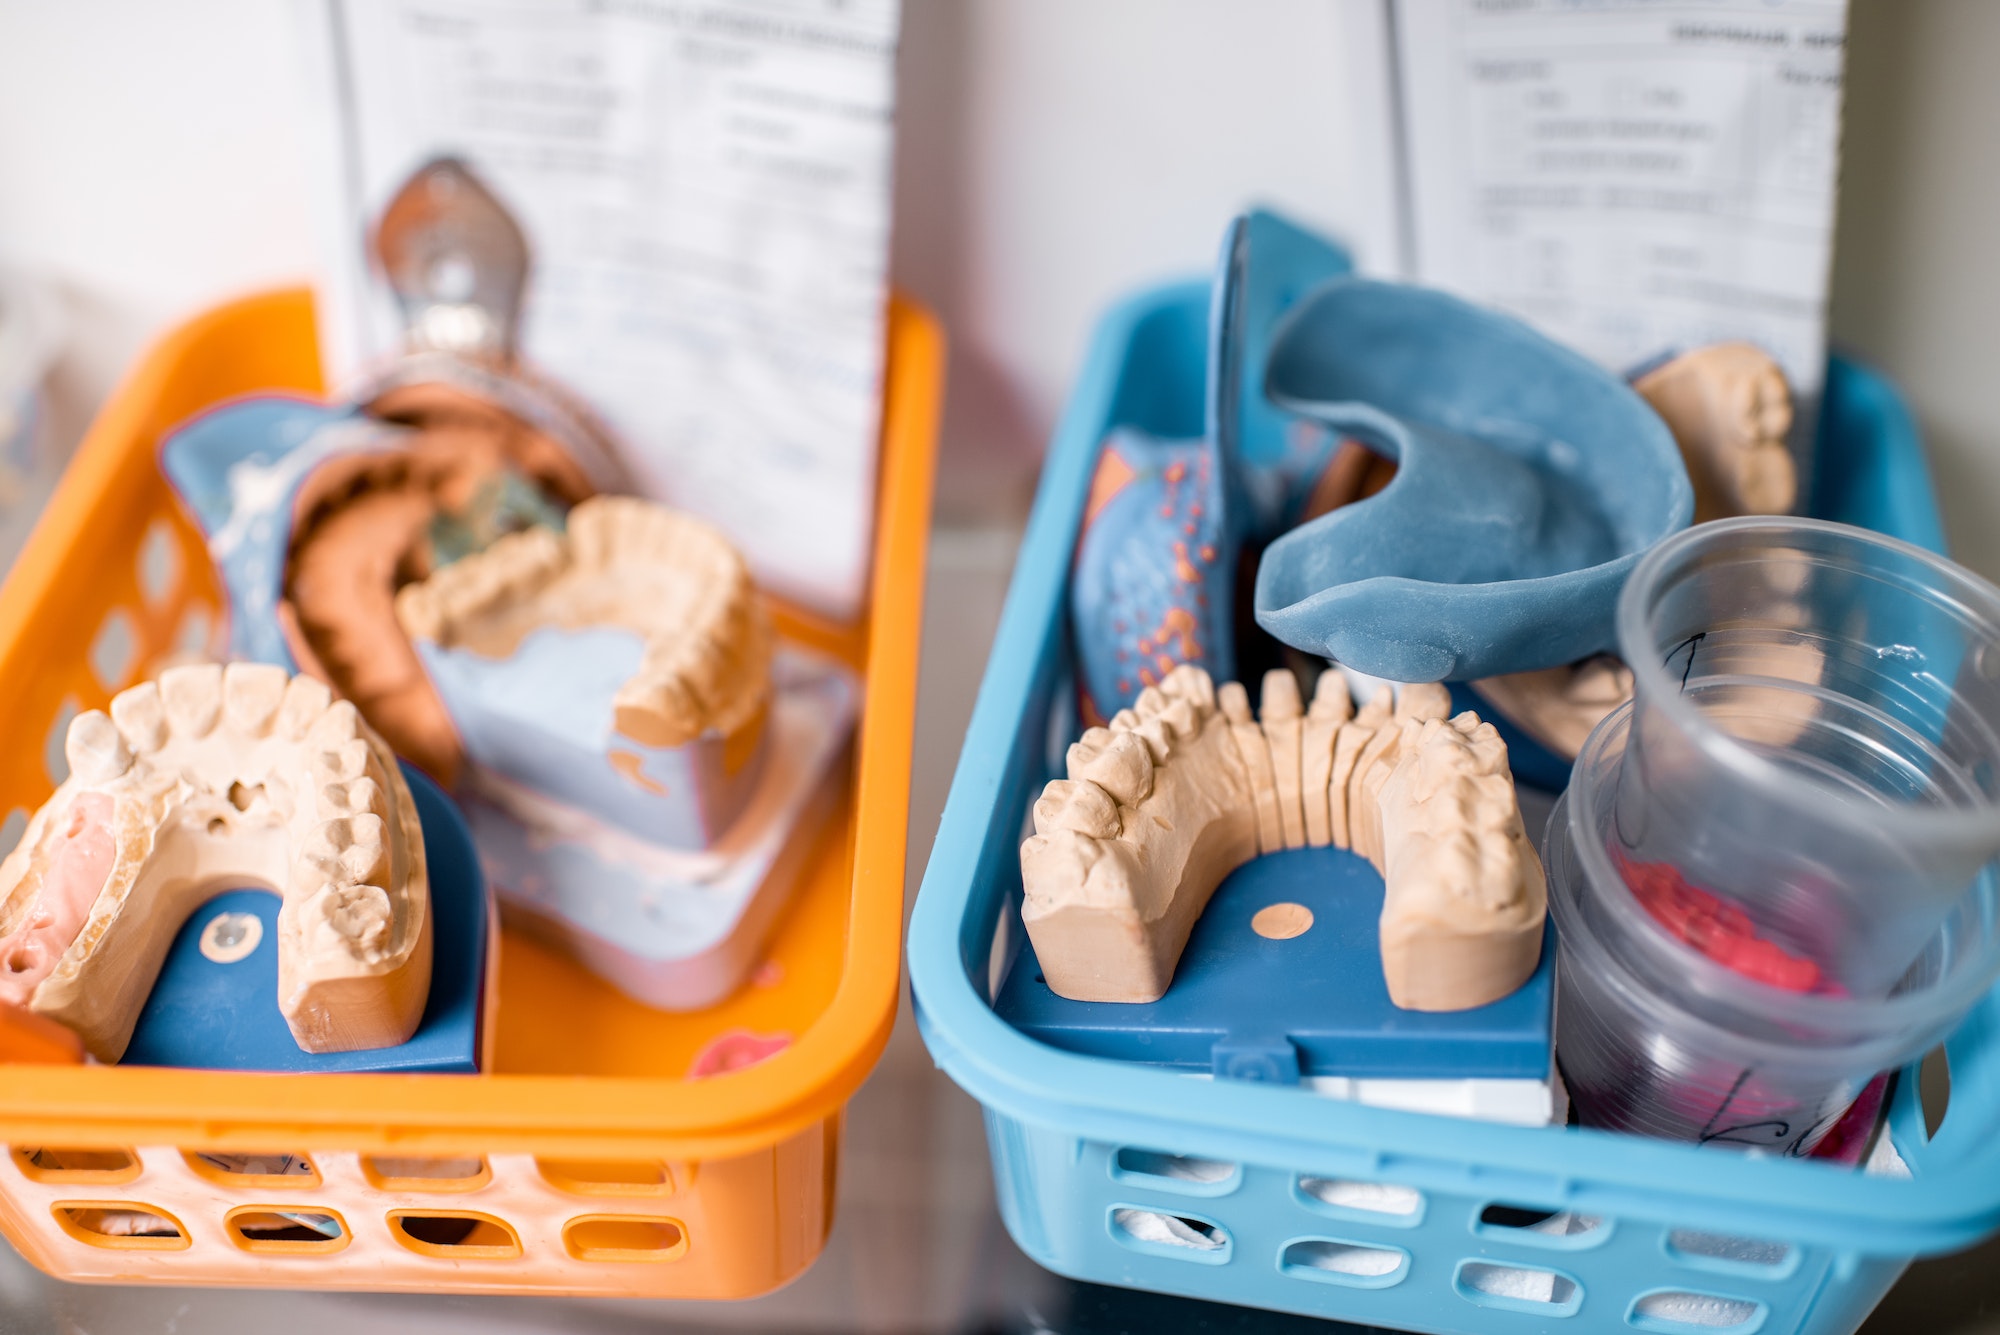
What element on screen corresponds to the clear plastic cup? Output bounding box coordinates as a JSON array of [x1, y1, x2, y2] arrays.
[[1614, 517, 2000, 997], [1549, 703, 2000, 1151]]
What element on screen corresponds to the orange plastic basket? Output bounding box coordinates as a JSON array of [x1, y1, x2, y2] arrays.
[[0, 287, 942, 1296]]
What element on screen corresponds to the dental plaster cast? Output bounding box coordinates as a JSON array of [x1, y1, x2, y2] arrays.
[[1025, 666, 1256, 1004], [1021, 664, 1545, 1010], [1470, 655, 1636, 764], [1469, 345, 1798, 762], [1375, 712, 1547, 1012], [282, 382, 599, 784], [1634, 342, 1797, 526], [0, 665, 431, 1061], [396, 495, 773, 848]]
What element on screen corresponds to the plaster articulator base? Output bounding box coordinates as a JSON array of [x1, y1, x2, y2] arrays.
[[465, 649, 856, 1011], [395, 495, 846, 1009]]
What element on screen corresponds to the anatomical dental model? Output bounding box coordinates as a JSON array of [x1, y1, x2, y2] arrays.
[[0, 664, 431, 1062], [396, 494, 773, 849], [1020, 663, 1545, 1011], [1633, 341, 1797, 527], [1469, 342, 1800, 763]]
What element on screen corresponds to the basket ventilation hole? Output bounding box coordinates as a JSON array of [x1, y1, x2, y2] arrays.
[[389, 1211, 521, 1258], [1665, 1230, 1793, 1271], [536, 1158, 670, 1196], [366, 1156, 488, 1190], [1629, 1290, 1766, 1332], [230, 1210, 343, 1247], [44, 698, 78, 785], [1111, 1148, 1236, 1185], [138, 520, 181, 606], [55, 1205, 184, 1246], [192, 1152, 315, 1179], [15, 1148, 137, 1180], [1110, 1208, 1227, 1253], [1920, 1044, 1951, 1138], [1297, 1176, 1422, 1217], [562, 1215, 687, 1262], [175, 605, 213, 660], [1281, 1239, 1408, 1286], [89, 610, 136, 691], [1456, 1261, 1581, 1314], [1477, 1202, 1604, 1242]]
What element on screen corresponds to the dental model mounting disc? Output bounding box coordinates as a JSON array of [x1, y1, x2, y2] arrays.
[[0, 664, 432, 1061], [1021, 664, 1545, 1011]]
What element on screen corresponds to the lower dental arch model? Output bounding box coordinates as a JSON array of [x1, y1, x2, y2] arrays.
[[0, 664, 431, 1062], [1019, 664, 1545, 1011]]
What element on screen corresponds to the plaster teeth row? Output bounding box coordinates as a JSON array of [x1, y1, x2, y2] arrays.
[[90, 665, 360, 765], [1043, 661, 1219, 836], [309, 880, 395, 958], [569, 493, 704, 569], [611, 500, 770, 749], [1380, 712, 1526, 914], [8, 664, 432, 1060], [1019, 662, 1257, 1003], [66, 672, 401, 969], [395, 494, 772, 752], [395, 524, 568, 644], [1020, 661, 1546, 1012]]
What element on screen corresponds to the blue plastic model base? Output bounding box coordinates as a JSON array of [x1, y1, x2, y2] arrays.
[[909, 277, 1994, 1335], [123, 763, 488, 1074], [997, 846, 1552, 1083]]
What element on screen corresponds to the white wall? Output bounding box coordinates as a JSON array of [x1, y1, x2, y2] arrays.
[[0, 0, 1995, 576], [0, 0, 319, 440], [1830, 0, 2000, 580], [890, 0, 1396, 515]]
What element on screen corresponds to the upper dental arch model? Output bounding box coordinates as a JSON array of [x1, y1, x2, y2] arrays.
[[395, 494, 771, 753], [0, 664, 431, 1062], [1020, 664, 1545, 1011]]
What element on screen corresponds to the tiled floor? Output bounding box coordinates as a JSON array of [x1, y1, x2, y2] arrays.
[[2, 521, 1998, 1334]]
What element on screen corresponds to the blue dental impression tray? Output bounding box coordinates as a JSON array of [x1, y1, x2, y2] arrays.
[[995, 844, 1554, 1085], [122, 764, 489, 1074], [1253, 278, 1693, 682]]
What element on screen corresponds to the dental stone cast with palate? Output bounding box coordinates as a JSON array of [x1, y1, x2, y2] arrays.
[[1020, 664, 1545, 1011], [0, 664, 431, 1062]]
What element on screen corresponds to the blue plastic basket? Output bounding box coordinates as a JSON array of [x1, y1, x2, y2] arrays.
[[909, 279, 1999, 1335]]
